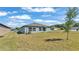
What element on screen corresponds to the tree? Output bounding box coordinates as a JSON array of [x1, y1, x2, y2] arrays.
[[73, 22, 79, 27], [64, 7, 78, 40], [15, 27, 20, 30]]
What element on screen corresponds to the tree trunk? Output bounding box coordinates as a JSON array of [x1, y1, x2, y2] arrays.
[[67, 32, 69, 40]]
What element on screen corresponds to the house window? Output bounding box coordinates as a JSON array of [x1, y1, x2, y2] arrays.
[[33, 27, 36, 31], [39, 27, 42, 31], [43, 27, 46, 31], [29, 27, 32, 31]]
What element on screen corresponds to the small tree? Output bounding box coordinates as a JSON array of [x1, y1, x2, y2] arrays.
[[15, 27, 20, 30], [65, 7, 78, 40]]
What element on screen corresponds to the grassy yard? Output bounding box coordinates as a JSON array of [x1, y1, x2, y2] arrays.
[[0, 31, 79, 51]]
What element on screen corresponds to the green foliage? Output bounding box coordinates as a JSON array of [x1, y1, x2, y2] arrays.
[[65, 7, 78, 21], [15, 27, 20, 30], [64, 20, 75, 32], [60, 27, 64, 30], [65, 7, 78, 32], [64, 7, 78, 40], [54, 24, 64, 28]]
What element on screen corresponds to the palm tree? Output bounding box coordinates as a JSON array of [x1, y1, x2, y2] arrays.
[[64, 7, 78, 40]]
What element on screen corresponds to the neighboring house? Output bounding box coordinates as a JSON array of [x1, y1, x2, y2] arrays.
[[18, 23, 52, 34], [70, 27, 79, 31], [0, 23, 10, 36], [54, 27, 60, 30]]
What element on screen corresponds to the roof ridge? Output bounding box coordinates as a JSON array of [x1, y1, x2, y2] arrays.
[[22, 22, 48, 27], [0, 23, 10, 29]]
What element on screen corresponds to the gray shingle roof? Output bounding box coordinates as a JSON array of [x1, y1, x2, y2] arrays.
[[23, 23, 48, 27]]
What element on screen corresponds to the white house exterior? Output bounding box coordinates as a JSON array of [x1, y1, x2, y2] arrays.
[[70, 27, 79, 31], [18, 23, 52, 34]]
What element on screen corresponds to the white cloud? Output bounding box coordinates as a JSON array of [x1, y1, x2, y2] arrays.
[[7, 21, 26, 28], [11, 19, 26, 23], [8, 14, 31, 28], [41, 15, 52, 17], [9, 14, 31, 19], [75, 19, 79, 22], [17, 20, 25, 23], [45, 20, 57, 23], [34, 19, 59, 23], [0, 11, 17, 16], [8, 11, 17, 14], [22, 7, 55, 12], [0, 11, 8, 16], [34, 19, 43, 22], [33, 19, 62, 25]]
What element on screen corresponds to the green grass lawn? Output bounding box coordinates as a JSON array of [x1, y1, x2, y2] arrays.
[[0, 31, 79, 51]]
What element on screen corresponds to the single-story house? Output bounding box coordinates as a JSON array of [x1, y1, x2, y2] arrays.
[[53, 27, 61, 30], [0, 23, 10, 36], [70, 27, 79, 31], [18, 23, 52, 34]]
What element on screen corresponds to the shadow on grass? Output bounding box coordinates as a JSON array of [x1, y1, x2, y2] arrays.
[[0, 36, 4, 38], [45, 38, 63, 42]]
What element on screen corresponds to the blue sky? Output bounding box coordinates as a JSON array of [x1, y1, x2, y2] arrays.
[[0, 7, 79, 28]]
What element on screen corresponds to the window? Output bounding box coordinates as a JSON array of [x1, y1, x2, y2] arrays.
[[29, 27, 32, 31], [39, 27, 42, 31], [43, 27, 46, 31], [33, 27, 36, 31]]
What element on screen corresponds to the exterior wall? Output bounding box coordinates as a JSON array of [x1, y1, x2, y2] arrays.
[[31, 27, 39, 33], [24, 27, 29, 33], [31, 27, 44, 33], [27, 27, 51, 33], [46, 28, 51, 32], [70, 29, 79, 31], [70, 27, 79, 31], [26, 27, 44, 33], [54, 28, 58, 30], [19, 27, 52, 34], [0, 27, 10, 36], [70, 29, 78, 31]]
